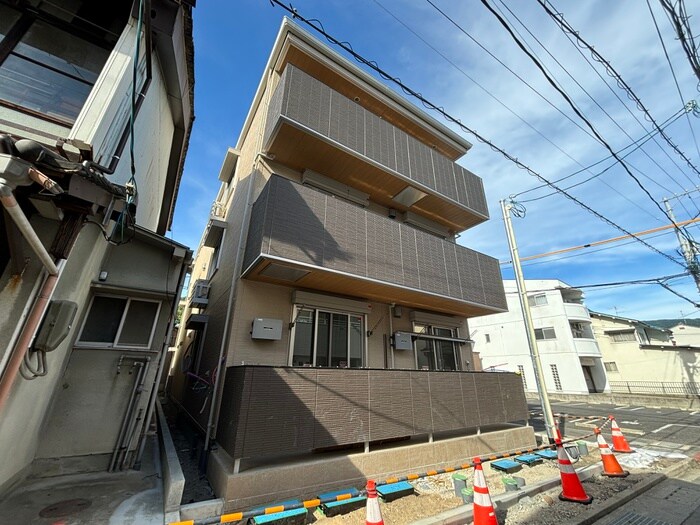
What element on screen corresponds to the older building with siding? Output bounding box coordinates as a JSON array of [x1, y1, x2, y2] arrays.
[[0, 0, 194, 498]]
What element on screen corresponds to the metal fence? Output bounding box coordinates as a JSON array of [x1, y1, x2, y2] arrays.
[[609, 380, 700, 396]]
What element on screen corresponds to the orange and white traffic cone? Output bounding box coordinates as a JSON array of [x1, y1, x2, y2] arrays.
[[365, 480, 384, 525], [472, 457, 498, 525], [609, 415, 634, 453], [594, 427, 629, 478], [555, 438, 593, 504]]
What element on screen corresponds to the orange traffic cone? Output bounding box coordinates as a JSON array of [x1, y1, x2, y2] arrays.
[[555, 438, 593, 504], [609, 415, 634, 453], [472, 457, 498, 525], [365, 480, 384, 525], [594, 427, 629, 478]]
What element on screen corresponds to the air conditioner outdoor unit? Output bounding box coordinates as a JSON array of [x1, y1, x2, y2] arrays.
[[302, 169, 370, 207], [210, 201, 225, 219], [192, 279, 210, 302]]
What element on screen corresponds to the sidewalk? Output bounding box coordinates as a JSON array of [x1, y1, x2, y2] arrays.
[[0, 436, 165, 524], [593, 456, 700, 525]]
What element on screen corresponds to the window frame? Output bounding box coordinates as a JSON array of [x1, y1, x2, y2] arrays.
[[527, 293, 548, 307], [0, 2, 129, 127], [608, 330, 636, 343], [534, 327, 556, 340], [76, 293, 162, 350], [604, 361, 619, 372], [288, 305, 366, 368], [412, 323, 461, 372]]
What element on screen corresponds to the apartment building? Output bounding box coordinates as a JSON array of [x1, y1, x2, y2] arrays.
[[0, 0, 194, 495], [591, 312, 700, 394], [469, 280, 609, 395], [170, 18, 531, 509]]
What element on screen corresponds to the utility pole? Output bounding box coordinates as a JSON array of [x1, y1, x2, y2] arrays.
[[500, 200, 556, 442], [664, 198, 700, 293]]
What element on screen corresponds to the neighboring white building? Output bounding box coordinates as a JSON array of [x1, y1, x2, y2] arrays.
[[469, 280, 609, 394]]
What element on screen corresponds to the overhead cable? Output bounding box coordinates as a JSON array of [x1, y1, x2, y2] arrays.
[[268, 0, 686, 269], [494, 0, 697, 196], [539, 0, 700, 178], [480, 0, 693, 239], [647, 0, 700, 166]]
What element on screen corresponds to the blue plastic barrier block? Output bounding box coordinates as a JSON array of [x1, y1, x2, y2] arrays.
[[514, 454, 544, 466], [377, 481, 415, 502], [489, 459, 522, 473], [318, 488, 365, 517], [252, 500, 308, 525], [534, 449, 558, 460]]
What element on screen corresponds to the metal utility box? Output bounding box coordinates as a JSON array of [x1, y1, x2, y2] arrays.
[[34, 300, 78, 352], [251, 318, 283, 340], [393, 331, 413, 350]]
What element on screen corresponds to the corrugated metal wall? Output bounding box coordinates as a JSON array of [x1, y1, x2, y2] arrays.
[[216, 366, 528, 460], [243, 176, 507, 312], [264, 65, 488, 218]]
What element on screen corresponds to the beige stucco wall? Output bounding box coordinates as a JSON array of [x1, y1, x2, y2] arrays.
[[592, 316, 700, 384], [670, 323, 700, 347]]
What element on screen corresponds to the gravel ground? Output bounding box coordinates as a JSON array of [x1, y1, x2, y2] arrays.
[[311, 448, 681, 525]]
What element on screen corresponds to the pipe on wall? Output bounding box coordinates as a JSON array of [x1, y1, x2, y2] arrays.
[[0, 260, 65, 413]]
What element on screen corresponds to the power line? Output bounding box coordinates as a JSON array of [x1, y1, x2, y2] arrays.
[[539, 0, 700, 179], [420, 0, 602, 146], [372, 0, 681, 221], [494, 0, 696, 199], [659, 0, 700, 85], [647, 0, 700, 166], [268, 0, 685, 268], [480, 0, 693, 239], [516, 107, 687, 202]]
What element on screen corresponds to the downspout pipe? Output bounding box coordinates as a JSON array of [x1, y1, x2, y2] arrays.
[[0, 260, 65, 412], [1, 172, 62, 276]]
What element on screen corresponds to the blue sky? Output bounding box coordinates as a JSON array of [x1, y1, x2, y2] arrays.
[[170, 0, 700, 321]]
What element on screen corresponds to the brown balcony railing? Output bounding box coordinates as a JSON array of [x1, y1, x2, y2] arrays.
[[263, 64, 488, 232], [242, 176, 507, 317], [216, 366, 528, 461]]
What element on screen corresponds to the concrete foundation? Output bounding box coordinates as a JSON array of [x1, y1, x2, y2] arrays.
[[208, 426, 536, 511]]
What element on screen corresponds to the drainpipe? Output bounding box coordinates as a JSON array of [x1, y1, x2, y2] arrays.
[[388, 304, 395, 369], [0, 260, 65, 412], [0, 167, 65, 412], [202, 67, 276, 458]]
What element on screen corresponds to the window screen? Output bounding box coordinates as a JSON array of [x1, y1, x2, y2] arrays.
[[117, 300, 159, 346]]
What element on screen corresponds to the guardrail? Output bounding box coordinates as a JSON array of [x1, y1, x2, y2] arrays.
[[609, 381, 700, 396]]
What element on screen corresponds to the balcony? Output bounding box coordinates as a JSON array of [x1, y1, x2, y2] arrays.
[[216, 366, 528, 461], [263, 64, 488, 233], [242, 176, 507, 317], [573, 338, 601, 357], [564, 302, 590, 320]]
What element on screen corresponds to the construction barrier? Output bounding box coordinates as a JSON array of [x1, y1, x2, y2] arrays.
[[594, 427, 629, 478], [609, 416, 634, 453], [168, 433, 596, 525]]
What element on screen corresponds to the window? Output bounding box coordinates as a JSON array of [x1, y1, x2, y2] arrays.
[[534, 327, 556, 340], [527, 293, 548, 307], [291, 307, 364, 368], [0, 2, 129, 125], [609, 331, 636, 343], [413, 324, 460, 371], [550, 364, 562, 391], [485, 333, 491, 343], [604, 362, 619, 372], [570, 322, 592, 339], [78, 295, 161, 348], [517, 365, 527, 390]]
